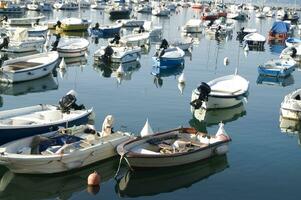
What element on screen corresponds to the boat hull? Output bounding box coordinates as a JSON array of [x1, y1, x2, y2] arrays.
[[0, 111, 92, 144], [152, 57, 184, 69], [258, 66, 295, 77]]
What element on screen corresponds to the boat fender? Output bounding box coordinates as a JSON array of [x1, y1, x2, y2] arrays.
[[215, 145, 228, 155]]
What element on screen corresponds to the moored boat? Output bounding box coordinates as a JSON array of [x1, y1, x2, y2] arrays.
[[281, 89, 301, 120], [0, 118, 133, 174], [152, 46, 185, 69], [182, 19, 202, 33], [243, 32, 266, 47], [258, 58, 296, 77], [190, 73, 249, 110], [0, 51, 59, 83], [116, 123, 231, 168]]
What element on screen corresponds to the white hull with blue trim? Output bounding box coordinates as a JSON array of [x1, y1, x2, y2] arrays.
[[258, 58, 296, 77], [152, 47, 185, 69], [281, 89, 301, 120]]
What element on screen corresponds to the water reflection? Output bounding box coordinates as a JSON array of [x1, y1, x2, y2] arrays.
[[116, 155, 229, 198], [152, 65, 184, 88], [94, 60, 141, 83], [0, 96, 2, 108], [257, 74, 294, 87], [0, 75, 58, 96], [279, 116, 301, 146], [268, 41, 286, 55], [189, 103, 246, 132], [64, 56, 88, 67], [0, 158, 118, 200]]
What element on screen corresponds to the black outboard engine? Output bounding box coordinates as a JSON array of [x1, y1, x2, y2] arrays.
[[190, 82, 211, 109], [54, 20, 62, 29], [101, 45, 114, 63], [92, 23, 100, 30], [0, 15, 8, 22], [0, 35, 9, 51], [160, 39, 169, 49], [58, 90, 85, 113], [110, 34, 120, 45], [291, 47, 297, 58]]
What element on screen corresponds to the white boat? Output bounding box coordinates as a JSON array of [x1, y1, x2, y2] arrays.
[[170, 38, 193, 51], [0, 1, 24, 14], [0, 95, 93, 144], [3, 16, 45, 26], [0, 121, 133, 174], [135, 3, 152, 13], [243, 32, 266, 47], [182, 19, 202, 33], [116, 123, 231, 168], [116, 19, 145, 27], [258, 58, 296, 77], [55, 37, 89, 58], [91, 0, 106, 9], [2, 25, 48, 38], [0, 28, 45, 53], [139, 21, 162, 37], [53, 1, 78, 10], [119, 32, 150, 47], [152, 6, 170, 16], [58, 17, 91, 32], [94, 45, 141, 63], [281, 89, 301, 120], [191, 73, 249, 109], [280, 44, 301, 62], [255, 11, 266, 18], [0, 51, 59, 83], [27, 1, 42, 11]]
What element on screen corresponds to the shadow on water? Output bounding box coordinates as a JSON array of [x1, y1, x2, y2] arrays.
[[189, 103, 247, 133], [115, 155, 229, 198], [0, 157, 119, 200], [151, 65, 184, 88]]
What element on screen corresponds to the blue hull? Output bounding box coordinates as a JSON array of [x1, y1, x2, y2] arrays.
[[152, 57, 184, 69], [89, 27, 121, 38], [0, 113, 91, 145], [258, 66, 295, 77]]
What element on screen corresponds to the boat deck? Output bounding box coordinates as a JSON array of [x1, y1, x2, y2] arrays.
[[5, 61, 42, 71]]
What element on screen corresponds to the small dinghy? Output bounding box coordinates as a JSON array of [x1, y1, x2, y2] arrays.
[[119, 32, 150, 47], [258, 58, 296, 77], [182, 19, 202, 33], [243, 32, 266, 47], [285, 38, 301, 47], [280, 44, 301, 62], [88, 23, 122, 38], [116, 123, 231, 168], [116, 19, 145, 27], [59, 17, 91, 32], [53, 35, 89, 57], [0, 28, 45, 53], [2, 15, 45, 26], [0, 117, 133, 174], [281, 89, 301, 120], [0, 51, 59, 83], [0, 90, 93, 143], [94, 45, 141, 63], [190, 73, 249, 109], [153, 40, 185, 69]]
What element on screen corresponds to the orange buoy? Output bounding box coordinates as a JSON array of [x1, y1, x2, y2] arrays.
[[87, 171, 101, 186]]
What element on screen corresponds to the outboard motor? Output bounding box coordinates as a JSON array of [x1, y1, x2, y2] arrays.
[[160, 39, 169, 49], [110, 34, 120, 45], [138, 25, 145, 33], [190, 82, 211, 109], [0, 15, 8, 22], [101, 45, 114, 63], [58, 90, 85, 113], [92, 22, 100, 30], [291, 47, 297, 58], [54, 20, 62, 29], [0, 35, 9, 51]]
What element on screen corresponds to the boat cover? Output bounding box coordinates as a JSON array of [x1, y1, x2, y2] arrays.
[[270, 21, 290, 34]]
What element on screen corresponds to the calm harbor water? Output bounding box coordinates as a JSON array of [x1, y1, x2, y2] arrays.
[[0, 1, 301, 199]]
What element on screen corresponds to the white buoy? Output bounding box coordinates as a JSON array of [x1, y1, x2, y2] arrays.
[[178, 73, 185, 84], [244, 44, 249, 51], [140, 119, 154, 137], [223, 57, 229, 66], [59, 58, 66, 69], [116, 64, 124, 77], [178, 82, 185, 94]]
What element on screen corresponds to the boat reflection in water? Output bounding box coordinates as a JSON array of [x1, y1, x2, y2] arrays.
[[94, 60, 141, 83], [279, 116, 301, 146], [190, 103, 246, 132], [256, 74, 294, 87], [116, 155, 229, 198], [0, 158, 119, 200], [152, 65, 184, 88], [0, 74, 58, 96], [64, 56, 88, 67], [0, 96, 2, 107], [268, 41, 286, 55]]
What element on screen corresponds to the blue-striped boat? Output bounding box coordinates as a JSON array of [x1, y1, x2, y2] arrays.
[[152, 47, 185, 69], [285, 37, 301, 47], [258, 58, 296, 77], [0, 104, 93, 144]]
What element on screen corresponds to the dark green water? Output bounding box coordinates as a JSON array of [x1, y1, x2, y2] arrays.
[[0, 2, 301, 199]]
